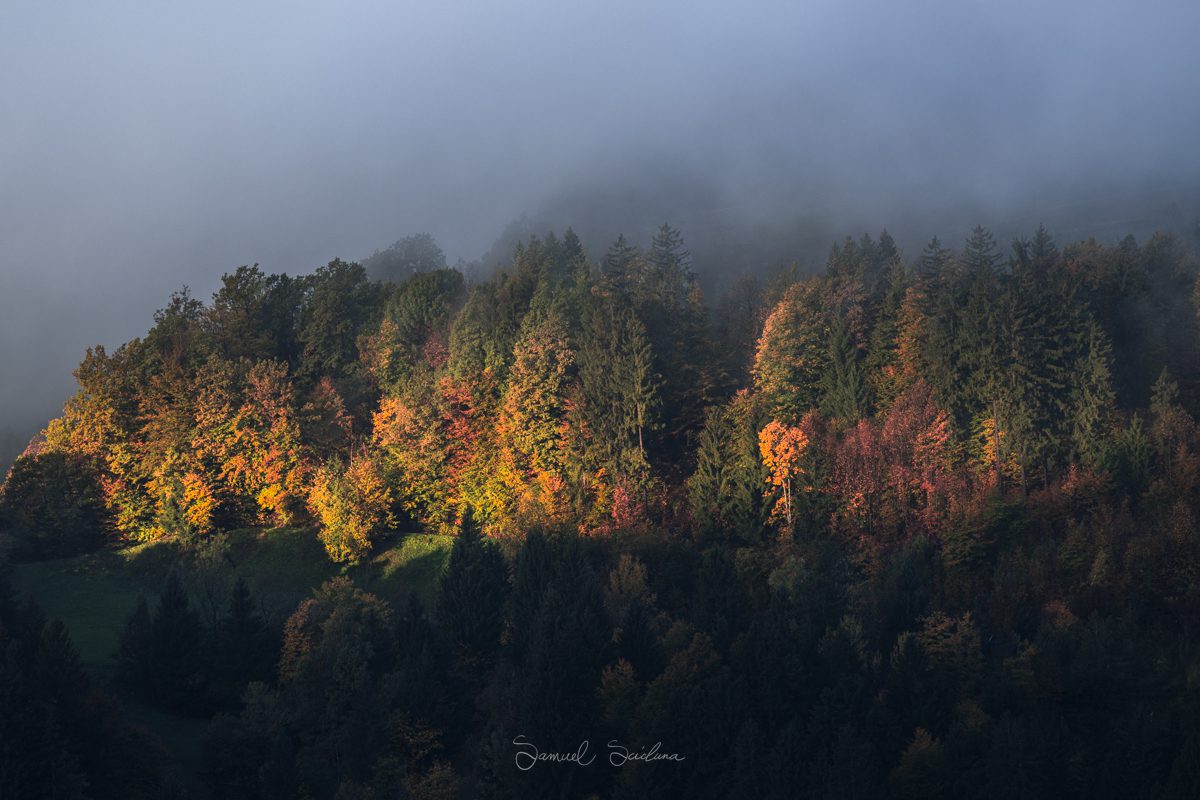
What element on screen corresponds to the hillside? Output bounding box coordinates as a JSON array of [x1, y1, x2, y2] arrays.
[[3, 222, 1200, 798]]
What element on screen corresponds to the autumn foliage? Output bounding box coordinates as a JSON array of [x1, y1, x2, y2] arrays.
[[7, 225, 1200, 574]]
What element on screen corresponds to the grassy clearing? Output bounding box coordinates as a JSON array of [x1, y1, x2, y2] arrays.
[[9, 541, 178, 672], [11, 528, 453, 670], [9, 527, 453, 798]]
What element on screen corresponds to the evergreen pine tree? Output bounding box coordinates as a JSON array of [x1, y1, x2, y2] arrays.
[[149, 571, 205, 712], [603, 234, 640, 298], [688, 394, 764, 540], [821, 313, 869, 424], [436, 510, 508, 665], [638, 223, 715, 447], [1071, 321, 1118, 469], [960, 225, 1002, 276], [209, 577, 275, 706], [866, 251, 910, 412], [917, 236, 954, 285], [507, 528, 554, 662], [116, 596, 152, 690], [1031, 224, 1059, 277]]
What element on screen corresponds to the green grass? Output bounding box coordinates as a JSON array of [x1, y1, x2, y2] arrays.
[[11, 528, 453, 669], [9, 528, 454, 798], [9, 541, 179, 672]]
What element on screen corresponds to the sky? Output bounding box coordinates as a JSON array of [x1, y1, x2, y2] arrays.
[[2, 0, 1199, 462]]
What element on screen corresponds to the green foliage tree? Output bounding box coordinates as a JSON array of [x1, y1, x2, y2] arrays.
[[820, 312, 869, 424], [574, 297, 660, 491], [148, 572, 206, 712], [687, 392, 764, 539], [297, 258, 384, 384], [208, 577, 276, 707], [0, 451, 107, 558], [1071, 320, 1118, 469], [206, 264, 305, 364], [362, 232, 447, 282], [754, 281, 830, 422], [363, 268, 464, 395]]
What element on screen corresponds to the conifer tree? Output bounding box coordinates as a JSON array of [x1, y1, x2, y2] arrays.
[[917, 235, 954, 285], [603, 234, 641, 299], [209, 577, 275, 705], [495, 303, 575, 520], [116, 595, 153, 689], [1149, 368, 1193, 473], [575, 299, 659, 489], [148, 571, 205, 711], [1071, 321, 1118, 469], [638, 223, 715, 445], [866, 241, 910, 411], [436, 511, 508, 664], [1030, 223, 1059, 277], [820, 313, 869, 424], [754, 282, 829, 423], [688, 391, 764, 539], [914, 236, 973, 429], [960, 225, 1002, 277]]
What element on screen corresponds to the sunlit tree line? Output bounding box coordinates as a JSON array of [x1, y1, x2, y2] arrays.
[[4, 223, 1200, 568], [5, 221, 1200, 797]]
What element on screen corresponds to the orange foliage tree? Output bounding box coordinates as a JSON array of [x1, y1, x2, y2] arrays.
[[306, 451, 393, 563], [758, 419, 810, 529]]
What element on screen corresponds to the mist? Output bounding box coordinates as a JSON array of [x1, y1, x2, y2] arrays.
[[2, 0, 1199, 467]]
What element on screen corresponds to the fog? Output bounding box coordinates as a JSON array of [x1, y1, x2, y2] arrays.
[[2, 0, 1199, 467]]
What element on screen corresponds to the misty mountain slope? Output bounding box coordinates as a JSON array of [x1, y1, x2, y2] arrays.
[[3, 215, 1200, 797], [4, 0, 1200, 475]]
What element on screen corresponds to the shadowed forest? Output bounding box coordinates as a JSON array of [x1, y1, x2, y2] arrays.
[[4, 221, 1200, 798]]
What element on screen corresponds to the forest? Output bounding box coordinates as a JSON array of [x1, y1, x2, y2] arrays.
[[3, 220, 1200, 798]]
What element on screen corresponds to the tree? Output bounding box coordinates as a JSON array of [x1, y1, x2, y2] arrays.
[[116, 596, 153, 690], [0, 574, 180, 798], [208, 577, 276, 707], [574, 297, 660, 506], [205, 265, 304, 364], [602, 234, 641, 299], [714, 273, 767, 388], [1071, 321, 1118, 469], [493, 306, 575, 525], [820, 312, 869, 424], [0, 451, 107, 558], [640, 223, 715, 443], [150, 572, 206, 711], [362, 233, 447, 282], [308, 451, 392, 563], [866, 250, 911, 412], [436, 511, 508, 665], [296, 259, 383, 383], [688, 390, 764, 539], [754, 282, 829, 423], [1149, 368, 1195, 473], [360, 268, 464, 395], [118, 573, 207, 713], [912, 236, 976, 431], [960, 225, 1001, 277], [510, 538, 608, 800], [270, 577, 445, 797], [759, 419, 810, 530]]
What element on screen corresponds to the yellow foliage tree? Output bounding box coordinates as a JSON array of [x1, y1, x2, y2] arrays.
[[307, 452, 393, 563], [758, 419, 810, 529]]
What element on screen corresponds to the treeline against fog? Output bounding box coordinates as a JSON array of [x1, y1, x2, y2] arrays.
[[5, 223, 1198, 558], [3, 222, 1200, 797]]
